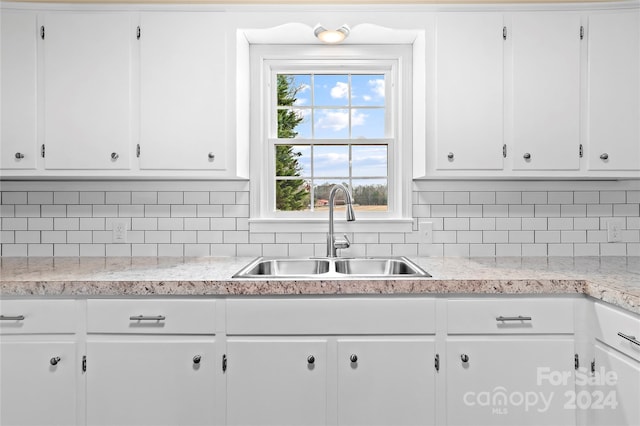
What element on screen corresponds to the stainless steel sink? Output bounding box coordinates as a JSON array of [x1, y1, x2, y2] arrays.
[[232, 257, 430, 278]]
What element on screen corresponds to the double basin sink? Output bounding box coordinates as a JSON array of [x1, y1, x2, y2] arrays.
[[233, 256, 431, 278]]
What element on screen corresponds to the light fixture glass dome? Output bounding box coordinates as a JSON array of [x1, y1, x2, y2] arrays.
[[314, 25, 350, 44]]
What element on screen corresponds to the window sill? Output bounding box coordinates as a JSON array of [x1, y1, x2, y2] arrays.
[[249, 218, 414, 234]]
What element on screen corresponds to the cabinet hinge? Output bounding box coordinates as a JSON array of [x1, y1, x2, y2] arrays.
[[574, 353, 579, 370], [579, 144, 583, 158], [502, 144, 507, 158], [82, 355, 87, 373], [136, 143, 141, 158], [40, 26, 45, 40], [434, 354, 440, 372], [590, 359, 595, 374], [222, 354, 227, 373], [41, 144, 45, 158], [503, 26, 507, 40], [136, 26, 141, 40], [580, 26, 584, 40]]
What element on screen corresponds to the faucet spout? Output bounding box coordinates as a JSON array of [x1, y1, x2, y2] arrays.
[[327, 183, 356, 258]]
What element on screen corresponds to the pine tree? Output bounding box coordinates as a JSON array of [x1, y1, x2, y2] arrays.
[[276, 75, 310, 211]]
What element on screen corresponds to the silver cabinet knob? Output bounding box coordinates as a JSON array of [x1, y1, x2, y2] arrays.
[[447, 152, 454, 160], [461, 354, 469, 363], [523, 153, 531, 160], [208, 153, 215, 160], [350, 354, 358, 363], [15, 152, 24, 159], [307, 355, 315, 365], [111, 152, 119, 161], [600, 153, 609, 160], [193, 355, 201, 364], [50, 356, 61, 366]]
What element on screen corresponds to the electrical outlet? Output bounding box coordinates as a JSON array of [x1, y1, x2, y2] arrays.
[[418, 221, 433, 244], [112, 221, 128, 243], [607, 218, 624, 243]]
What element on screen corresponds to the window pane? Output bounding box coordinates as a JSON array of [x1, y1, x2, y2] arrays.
[[275, 179, 311, 211], [352, 179, 388, 212], [314, 109, 350, 139], [351, 74, 385, 107], [276, 145, 310, 178], [351, 108, 385, 139], [314, 145, 349, 177], [352, 145, 387, 177], [313, 180, 351, 213], [313, 75, 349, 107], [277, 74, 311, 107], [278, 108, 310, 139]]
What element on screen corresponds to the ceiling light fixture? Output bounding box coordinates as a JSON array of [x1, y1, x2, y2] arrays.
[[314, 24, 350, 44]]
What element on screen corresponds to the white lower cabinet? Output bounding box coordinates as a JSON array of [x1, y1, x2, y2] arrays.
[[0, 341, 78, 426], [85, 340, 217, 426], [446, 338, 576, 425], [336, 338, 436, 426], [0, 299, 78, 426], [226, 338, 328, 426], [85, 299, 219, 426], [588, 343, 640, 426]]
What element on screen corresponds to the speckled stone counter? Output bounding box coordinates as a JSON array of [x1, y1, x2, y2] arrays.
[[1, 256, 639, 314]]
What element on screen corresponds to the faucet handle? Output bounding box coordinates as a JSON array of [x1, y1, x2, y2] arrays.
[[334, 234, 351, 250]]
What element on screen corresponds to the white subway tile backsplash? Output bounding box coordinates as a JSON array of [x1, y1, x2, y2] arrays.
[[470, 192, 495, 205], [28, 192, 53, 205], [444, 192, 469, 205], [600, 191, 626, 204], [3, 185, 639, 258]]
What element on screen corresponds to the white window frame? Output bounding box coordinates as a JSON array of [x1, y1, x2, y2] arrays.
[[249, 44, 413, 233]]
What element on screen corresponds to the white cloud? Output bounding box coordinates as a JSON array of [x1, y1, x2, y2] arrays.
[[316, 110, 349, 131], [362, 95, 372, 102], [330, 82, 349, 99], [369, 79, 385, 98], [351, 110, 368, 127]]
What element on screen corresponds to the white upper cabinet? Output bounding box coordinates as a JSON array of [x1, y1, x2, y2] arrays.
[[586, 11, 640, 172], [43, 12, 132, 170], [509, 13, 582, 171], [435, 13, 504, 171], [139, 12, 227, 171], [1, 11, 38, 170]]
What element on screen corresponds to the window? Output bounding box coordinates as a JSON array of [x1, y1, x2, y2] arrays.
[[250, 45, 413, 231]]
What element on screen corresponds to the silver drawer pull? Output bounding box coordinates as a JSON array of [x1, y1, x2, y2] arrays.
[[129, 315, 166, 321], [50, 356, 61, 366], [496, 316, 532, 322], [618, 332, 640, 346], [0, 315, 25, 321]]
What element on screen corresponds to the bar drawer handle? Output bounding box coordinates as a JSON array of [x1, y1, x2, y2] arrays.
[[0, 315, 25, 321], [496, 316, 532, 322], [129, 315, 166, 321], [618, 332, 640, 346]]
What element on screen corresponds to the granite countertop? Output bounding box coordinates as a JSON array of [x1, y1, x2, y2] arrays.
[[0, 256, 639, 315]]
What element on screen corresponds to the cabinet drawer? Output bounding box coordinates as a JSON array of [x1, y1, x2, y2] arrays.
[[447, 298, 574, 334], [227, 297, 435, 335], [0, 299, 77, 334], [594, 302, 640, 361], [87, 299, 216, 335]]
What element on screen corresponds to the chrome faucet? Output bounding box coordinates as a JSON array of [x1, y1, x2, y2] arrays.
[[326, 183, 356, 258]]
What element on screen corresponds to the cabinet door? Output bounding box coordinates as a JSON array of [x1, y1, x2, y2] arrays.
[[86, 339, 216, 426], [446, 338, 576, 425], [588, 343, 640, 426], [1, 11, 38, 170], [0, 341, 77, 426], [139, 12, 226, 170], [510, 13, 581, 171], [587, 12, 640, 172], [43, 13, 132, 170], [226, 338, 327, 426], [337, 338, 436, 426], [435, 13, 504, 171]]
